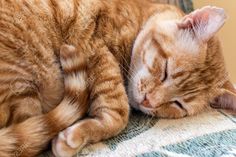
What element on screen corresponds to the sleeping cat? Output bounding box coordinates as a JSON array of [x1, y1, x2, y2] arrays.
[[0, 0, 235, 157], [52, 3, 236, 157]]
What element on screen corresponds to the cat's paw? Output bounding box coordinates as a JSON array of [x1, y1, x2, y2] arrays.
[[156, 104, 188, 119], [52, 126, 85, 157]]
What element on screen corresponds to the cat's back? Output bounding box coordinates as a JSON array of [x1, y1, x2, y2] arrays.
[[0, 0, 66, 111]]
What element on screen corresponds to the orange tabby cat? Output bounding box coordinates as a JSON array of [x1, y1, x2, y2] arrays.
[[128, 5, 236, 117], [0, 0, 235, 157], [52, 3, 236, 157]]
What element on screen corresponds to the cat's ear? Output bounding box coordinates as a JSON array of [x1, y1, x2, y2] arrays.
[[177, 6, 227, 42], [211, 81, 236, 112]]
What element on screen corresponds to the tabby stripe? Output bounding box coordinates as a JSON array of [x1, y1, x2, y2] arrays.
[[0, 9, 15, 20], [142, 49, 146, 64], [172, 71, 185, 79], [0, 20, 24, 34], [175, 73, 191, 88], [94, 76, 121, 86], [0, 59, 32, 76], [0, 86, 10, 99], [0, 13, 26, 32], [152, 38, 168, 59], [106, 91, 124, 100], [0, 69, 25, 77], [63, 63, 87, 74], [91, 79, 122, 100], [61, 52, 87, 70], [183, 96, 196, 103], [22, 0, 34, 14], [48, 0, 61, 28], [0, 36, 17, 50], [0, 33, 25, 53]]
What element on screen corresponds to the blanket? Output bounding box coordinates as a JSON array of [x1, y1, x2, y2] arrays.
[[75, 109, 236, 157]]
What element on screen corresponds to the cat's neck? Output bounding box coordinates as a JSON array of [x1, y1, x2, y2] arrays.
[[87, 0, 160, 81], [98, 1, 185, 82]]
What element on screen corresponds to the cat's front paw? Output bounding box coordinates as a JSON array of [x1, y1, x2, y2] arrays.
[[52, 126, 85, 157]]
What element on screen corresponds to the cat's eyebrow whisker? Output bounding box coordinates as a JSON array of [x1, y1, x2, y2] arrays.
[[119, 63, 135, 78], [119, 53, 137, 74], [119, 64, 136, 83], [119, 64, 137, 84]]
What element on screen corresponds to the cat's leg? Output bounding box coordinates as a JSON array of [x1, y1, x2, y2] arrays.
[[0, 102, 10, 128], [0, 79, 43, 126], [52, 43, 129, 157], [0, 44, 90, 157], [9, 44, 89, 125], [155, 104, 188, 119], [9, 96, 43, 124]]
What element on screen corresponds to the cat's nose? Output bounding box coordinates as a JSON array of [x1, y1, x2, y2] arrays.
[[141, 95, 152, 108]]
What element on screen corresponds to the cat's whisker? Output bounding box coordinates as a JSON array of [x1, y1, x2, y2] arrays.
[[119, 62, 136, 78], [119, 64, 136, 83], [118, 62, 135, 78], [119, 53, 137, 74]]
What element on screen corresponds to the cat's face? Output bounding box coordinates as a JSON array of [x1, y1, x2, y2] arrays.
[[129, 6, 236, 118]]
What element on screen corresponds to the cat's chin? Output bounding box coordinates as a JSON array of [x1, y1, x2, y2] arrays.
[[139, 105, 156, 116], [128, 92, 155, 116], [130, 102, 155, 116], [129, 99, 140, 110]]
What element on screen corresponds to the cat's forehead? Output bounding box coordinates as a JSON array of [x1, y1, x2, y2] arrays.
[[155, 21, 200, 55]]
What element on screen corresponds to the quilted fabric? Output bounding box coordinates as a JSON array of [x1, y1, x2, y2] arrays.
[[76, 109, 236, 157]]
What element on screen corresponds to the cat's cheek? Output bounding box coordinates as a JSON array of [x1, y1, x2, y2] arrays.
[[130, 68, 150, 103], [155, 104, 188, 118], [139, 105, 154, 116], [128, 79, 142, 106]]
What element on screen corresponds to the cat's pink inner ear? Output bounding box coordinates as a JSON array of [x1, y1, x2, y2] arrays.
[[211, 82, 236, 112], [177, 6, 227, 42]]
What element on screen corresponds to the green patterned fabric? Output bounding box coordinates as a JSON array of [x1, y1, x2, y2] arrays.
[[40, 109, 236, 157], [74, 109, 236, 157]]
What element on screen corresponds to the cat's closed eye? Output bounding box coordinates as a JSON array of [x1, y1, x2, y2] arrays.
[[161, 60, 168, 82], [173, 100, 185, 110]]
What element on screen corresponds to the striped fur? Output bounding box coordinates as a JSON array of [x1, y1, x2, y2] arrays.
[[0, 44, 89, 157], [0, 0, 235, 157], [129, 5, 235, 118]]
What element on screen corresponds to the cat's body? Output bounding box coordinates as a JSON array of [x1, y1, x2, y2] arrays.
[[0, 0, 147, 156], [0, 0, 153, 110], [0, 0, 235, 157]]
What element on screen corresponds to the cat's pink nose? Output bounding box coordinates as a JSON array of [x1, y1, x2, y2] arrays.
[[141, 96, 152, 108]]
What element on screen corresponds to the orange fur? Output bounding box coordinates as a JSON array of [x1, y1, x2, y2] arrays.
[[129, 5, 235, 118], [0, 0, 235, 157]]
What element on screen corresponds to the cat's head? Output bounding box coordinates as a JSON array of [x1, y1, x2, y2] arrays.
[[129, 6, 236, 118]]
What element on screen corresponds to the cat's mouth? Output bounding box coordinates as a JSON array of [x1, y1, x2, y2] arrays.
[[138, 97, 165, 114], [140, 97, 186, 111], [140, 94, 164, 110], [137, 103, 155, 116]]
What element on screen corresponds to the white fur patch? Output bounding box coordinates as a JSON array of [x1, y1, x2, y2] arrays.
[[65, 72, 87, 91], [158, 21, 199, 54], [52, 122, 87, 157], [65, 126, 79, 149], [56, 99, 79, 119], [143, 39, 157, 68], [60, 57, 82, 70], [175, 29, 199, 54], [130, 67, 150, 104], [56, 0, 75, 18], [52, 137, 71, 157]]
